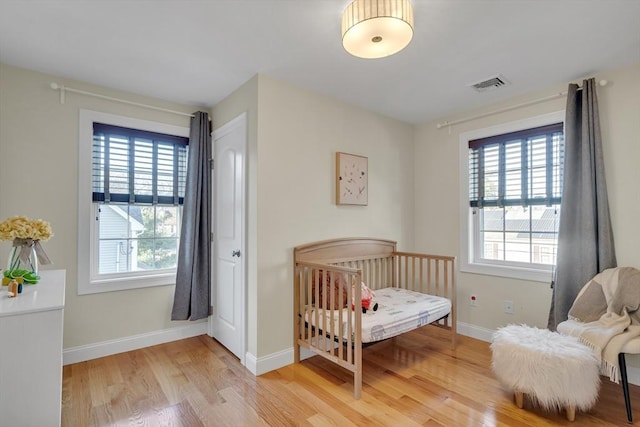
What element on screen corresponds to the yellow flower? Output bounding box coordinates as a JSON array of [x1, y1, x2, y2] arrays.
[[0, 216, 53, 241]]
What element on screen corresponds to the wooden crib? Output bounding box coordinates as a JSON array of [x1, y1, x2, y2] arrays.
[[293, 237, 456, 398]]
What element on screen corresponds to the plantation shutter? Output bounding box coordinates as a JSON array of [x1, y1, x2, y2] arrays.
[[469, 123, 564, 208], [92, 123, 188, 205]]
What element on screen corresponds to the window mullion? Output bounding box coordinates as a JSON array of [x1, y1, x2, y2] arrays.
[[152, 140, 159, 205], [546, 132, 554, 206], [521, 139, 528, 207], [126, 205, 132, 271], [498, 143, 505, 207], [478, 147, 484, 208], [152, 206, 157, 269], [129, 137, 135, 204], [502, 207, 506, 261], [529, 206, 533, 263], [173, 144, 179, 205], [104, 135, 111, 203]]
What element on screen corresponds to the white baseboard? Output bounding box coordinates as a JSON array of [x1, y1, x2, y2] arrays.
[[245, 344, 318, 376], [245, 348, 292, 376], [63, 322, 208, 365], [627, 365, 640, 386], [456, 321, 495, 342], [245, 352, 258, 374], [300, 347, 316, 360]]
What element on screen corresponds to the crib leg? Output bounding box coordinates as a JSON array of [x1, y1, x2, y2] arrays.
[[294, 343, 300, 363], [354, 369, 362, 399]]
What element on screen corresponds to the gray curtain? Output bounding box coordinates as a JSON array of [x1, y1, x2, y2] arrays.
[[171, 111, 212, 321], [548, 78, 616, 330]]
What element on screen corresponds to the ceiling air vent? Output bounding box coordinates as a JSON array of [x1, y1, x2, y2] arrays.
[[469, 74, 510, 92]]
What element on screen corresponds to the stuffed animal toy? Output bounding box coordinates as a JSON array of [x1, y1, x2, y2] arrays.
[[353, 282, 378, 314]]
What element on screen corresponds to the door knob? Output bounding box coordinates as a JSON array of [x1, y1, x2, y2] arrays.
[[232, 250, 241, 257]]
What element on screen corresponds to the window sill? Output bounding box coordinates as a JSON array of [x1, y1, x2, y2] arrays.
[[460, 261, 553, 283], [78, 271, 176, 295]]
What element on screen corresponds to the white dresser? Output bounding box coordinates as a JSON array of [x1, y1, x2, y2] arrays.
[[0, 269, 65, 427]]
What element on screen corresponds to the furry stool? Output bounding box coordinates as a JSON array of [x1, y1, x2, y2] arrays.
[[491, 325, 600, 422]]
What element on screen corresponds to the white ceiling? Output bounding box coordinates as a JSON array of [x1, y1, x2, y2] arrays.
[[1, 0, 639, 124]]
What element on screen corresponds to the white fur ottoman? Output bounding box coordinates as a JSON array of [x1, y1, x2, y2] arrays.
[[491, 324, 600, 422]]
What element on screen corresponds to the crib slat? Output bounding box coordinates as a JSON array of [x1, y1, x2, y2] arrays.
[[391, 256, 395, 287], [412, 256, 417, 291], [320, 271, 325, 352], [419, 258, 424, 294], [354, 270, 362, 398], [303, 269, 309, 346], [293, 267, 301, 362], [347, 278, 353, 365], [427, 258, 432, 295], [435, 261, 440, 296], [364, 259, 368, 285], [329, 272, 336, 353], [338, 282, 344, 361]]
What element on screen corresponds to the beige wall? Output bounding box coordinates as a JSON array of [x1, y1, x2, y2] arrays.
[[215, 75, 415, 358], [0, 64, 204, 349], [255, 75, 415, 356], [414, 63, 640, 332]]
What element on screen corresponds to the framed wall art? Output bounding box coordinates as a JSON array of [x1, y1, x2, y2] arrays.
[[336, 152, 368, 205]]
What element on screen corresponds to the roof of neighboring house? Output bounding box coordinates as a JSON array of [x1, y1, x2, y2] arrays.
[[107, 205, 145, 231], [481, 207, 559, 239]]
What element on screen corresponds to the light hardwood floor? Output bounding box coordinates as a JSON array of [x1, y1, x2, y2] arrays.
[[62, 327, 640, 426]]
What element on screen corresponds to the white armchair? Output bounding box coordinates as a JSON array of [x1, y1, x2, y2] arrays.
[[557, 266, 640, 424]]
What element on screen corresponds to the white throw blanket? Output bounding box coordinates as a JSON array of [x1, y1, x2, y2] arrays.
[[557, 267, 640, 383]]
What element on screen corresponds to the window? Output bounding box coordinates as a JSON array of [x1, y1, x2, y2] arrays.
[[92, 123, 188, 275], [459, 112, 564, 282], [78, 111, 190, 294]]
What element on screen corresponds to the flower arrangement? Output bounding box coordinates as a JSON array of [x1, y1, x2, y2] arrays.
[[0, 216, 53, 242], [1, 216, 53, 287]]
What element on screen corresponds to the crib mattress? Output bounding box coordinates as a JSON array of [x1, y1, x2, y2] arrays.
[[305, 287, 451, 343]]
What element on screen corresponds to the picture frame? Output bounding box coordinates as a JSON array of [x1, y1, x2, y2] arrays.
[[336, 152, 368, 205]]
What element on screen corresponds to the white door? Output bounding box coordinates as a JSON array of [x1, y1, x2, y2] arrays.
[[209, 113, 246, 362]]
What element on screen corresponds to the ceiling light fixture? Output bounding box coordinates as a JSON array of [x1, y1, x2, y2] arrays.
[[341, 0, 414, 59]]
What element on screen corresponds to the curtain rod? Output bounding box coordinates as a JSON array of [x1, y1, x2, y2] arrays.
[[49, 82, 195, 118], [436, 79, 609, 130]]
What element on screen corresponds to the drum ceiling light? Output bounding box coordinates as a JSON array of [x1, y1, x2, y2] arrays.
[[341, 0, 414, 59]]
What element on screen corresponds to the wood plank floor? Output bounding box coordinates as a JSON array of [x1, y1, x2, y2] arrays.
[[62, 327, 640, 426]]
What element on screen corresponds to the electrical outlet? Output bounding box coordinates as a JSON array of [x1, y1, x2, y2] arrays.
[[504, 300, 514, 314], [470, 295, 477, 307]]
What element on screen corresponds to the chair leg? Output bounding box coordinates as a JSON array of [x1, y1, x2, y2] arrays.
[[514, 391, 524, 408], [619, 353, 633, 424]]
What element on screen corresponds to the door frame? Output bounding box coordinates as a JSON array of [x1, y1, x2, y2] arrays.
[[209, 112, 247, 366]]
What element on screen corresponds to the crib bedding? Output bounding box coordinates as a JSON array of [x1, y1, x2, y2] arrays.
[[305, 287, 452, 343]]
